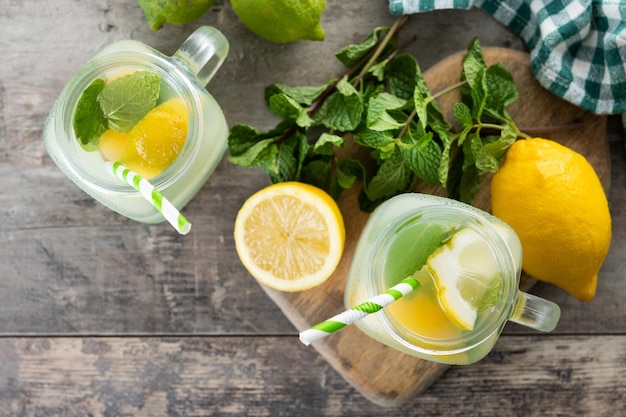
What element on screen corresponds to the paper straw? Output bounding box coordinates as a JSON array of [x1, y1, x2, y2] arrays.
[[106, 161, 191, 235], [299, 276, 420, 346]]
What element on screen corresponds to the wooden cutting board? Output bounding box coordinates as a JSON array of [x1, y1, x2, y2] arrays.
[[260, 48, 610, 407]]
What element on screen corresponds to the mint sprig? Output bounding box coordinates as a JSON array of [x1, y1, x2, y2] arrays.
[[73, 70, 161, 151], [227, 18, 527, 211]]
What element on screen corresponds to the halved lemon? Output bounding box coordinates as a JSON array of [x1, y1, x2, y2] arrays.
[[426, 228, 501, 330], [234, 182, 345, 292]]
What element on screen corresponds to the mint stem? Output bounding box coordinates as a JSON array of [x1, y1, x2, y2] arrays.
[[309, 16, 409, 116], [353, 16, 409, 84]]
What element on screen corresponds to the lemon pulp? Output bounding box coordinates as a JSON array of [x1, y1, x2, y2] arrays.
[[426, 228, 501, 330], [234, 182, 345, 292]]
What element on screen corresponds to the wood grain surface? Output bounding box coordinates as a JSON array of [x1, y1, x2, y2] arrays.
[[1, 0, 625, 415]]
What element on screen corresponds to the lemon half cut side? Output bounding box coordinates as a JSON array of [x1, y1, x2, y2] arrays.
[[427, 228, 501, 330], [234, 182, 345, 292]]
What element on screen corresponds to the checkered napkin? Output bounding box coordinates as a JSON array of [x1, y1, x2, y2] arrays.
[[389, 0, 626, 117]]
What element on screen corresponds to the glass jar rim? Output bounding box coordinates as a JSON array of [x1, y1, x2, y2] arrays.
[[366, 203, 518, 356], [54, 50, 203, 196]]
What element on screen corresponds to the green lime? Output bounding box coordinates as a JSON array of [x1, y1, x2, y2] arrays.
[[231, 0, 326, 43], [137, 0, 216, 31]]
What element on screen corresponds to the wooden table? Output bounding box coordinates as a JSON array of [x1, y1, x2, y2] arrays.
[[1, 1, 625, 415]]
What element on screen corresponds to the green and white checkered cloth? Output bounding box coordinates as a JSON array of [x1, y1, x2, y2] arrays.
[[389, 0, 626, 116]]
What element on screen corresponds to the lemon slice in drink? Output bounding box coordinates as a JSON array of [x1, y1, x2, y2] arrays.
[[234, 182, 345, 292], [426, 228, 501, 330]]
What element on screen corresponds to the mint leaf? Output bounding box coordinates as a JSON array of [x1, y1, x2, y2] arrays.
[[453, 102, 473, 126], [413, 86, 429, 130], [97, 71, 160, 132], [364, 148, 414, 201], [387, 53, 420, 100], [265, 83, 329, 106], [313, 77, 363, 131], [301, 159, 331, 189], [73, 79, 107, 151], [328, 158, 365, 200], [476, 273, 502, 312], [336, 158, 364, 187], [227, 123, 291, 167], [484, 63, 518, 120], [398, 132, 442, 185], [462, 38, 487, 91], [369, 60, 388, 81], [354, 128, 395, 149], [268, 93, 314, 127], [256, 132, 308, 183], [366, 98, 404, 131], [228, 137, 278, 167], [314, 132, 344, 155], [335, 26, 389, 67]]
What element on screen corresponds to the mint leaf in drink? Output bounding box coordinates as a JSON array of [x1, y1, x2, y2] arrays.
[[476, 273, 502, 312], [73, 78, 107, 151], [97, 71, 161, 132]]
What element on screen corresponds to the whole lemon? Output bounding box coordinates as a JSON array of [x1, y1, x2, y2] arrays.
[[231, 0, 326, 43], [490, 138, 611, 301]]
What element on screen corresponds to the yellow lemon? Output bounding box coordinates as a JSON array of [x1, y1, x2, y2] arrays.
[[490, 138, 611, 301], [231, 0, 326, 43], [234, 182, 345, 292], [426, 228, 502, 330], [120, 97, 188, 179]]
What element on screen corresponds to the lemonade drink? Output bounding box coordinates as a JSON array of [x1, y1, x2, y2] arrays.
[[345, 193, 559, 365], [44, 27, 229, 224]]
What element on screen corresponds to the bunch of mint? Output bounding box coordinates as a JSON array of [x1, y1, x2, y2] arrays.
[[227, 18, 526, 211], [73, 71, 161, 151]]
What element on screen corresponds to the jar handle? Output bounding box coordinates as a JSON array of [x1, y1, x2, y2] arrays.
[[509, 291, 561, 332], [173, 26, 229, 87]]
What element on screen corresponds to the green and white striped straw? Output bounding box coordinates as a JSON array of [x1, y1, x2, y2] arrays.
[[299, 277, 420, 346], [106, 161, 191, 235]]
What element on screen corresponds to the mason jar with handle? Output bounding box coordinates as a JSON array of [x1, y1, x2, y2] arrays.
[[345, 193, 561, 365], [44, 26, 229, 224]]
